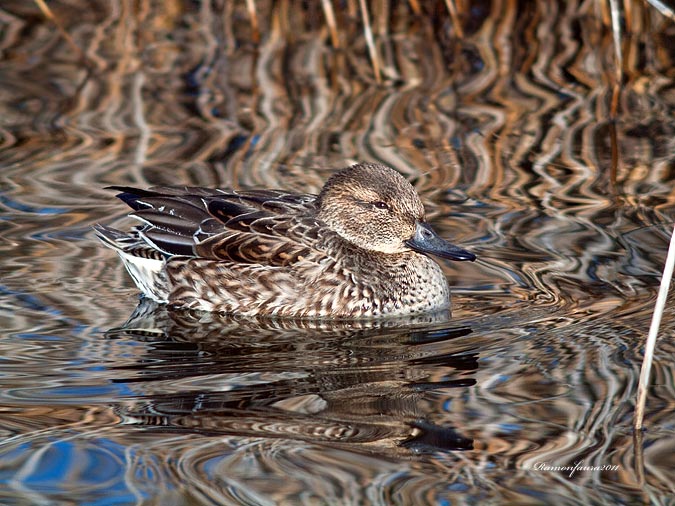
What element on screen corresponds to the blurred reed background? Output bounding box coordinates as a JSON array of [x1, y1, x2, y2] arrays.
[[3, 0, 673, 311], [5, 0, 674, 193]]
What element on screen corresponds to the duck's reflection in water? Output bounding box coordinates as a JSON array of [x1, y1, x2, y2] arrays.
[[105, 300, 478, 454]]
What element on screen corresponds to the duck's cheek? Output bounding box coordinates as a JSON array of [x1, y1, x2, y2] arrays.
[[374, 229, 408, 254]]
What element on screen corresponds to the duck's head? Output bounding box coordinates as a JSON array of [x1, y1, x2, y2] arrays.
[[316, 163, 476, 261]]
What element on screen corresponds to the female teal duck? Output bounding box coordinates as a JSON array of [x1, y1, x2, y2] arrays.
[[95, 163, 475, 318]]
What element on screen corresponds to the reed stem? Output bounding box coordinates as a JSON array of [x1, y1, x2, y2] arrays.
[[634, 222, 675, 430]]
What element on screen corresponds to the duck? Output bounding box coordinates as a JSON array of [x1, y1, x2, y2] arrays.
[[95, 163, 476, 318]]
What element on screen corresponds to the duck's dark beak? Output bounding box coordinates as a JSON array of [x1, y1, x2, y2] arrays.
[[405, 222, 476, 261]]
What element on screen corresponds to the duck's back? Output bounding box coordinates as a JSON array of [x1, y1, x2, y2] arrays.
[[95, 186, 345, 313], [112, 186, 322, 261]]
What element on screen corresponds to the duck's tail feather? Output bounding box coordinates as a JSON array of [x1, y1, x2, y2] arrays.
[[94, 224, 169, 303]]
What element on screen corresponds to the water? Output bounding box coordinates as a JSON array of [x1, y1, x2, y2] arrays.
[[1, 1, 675, 504]]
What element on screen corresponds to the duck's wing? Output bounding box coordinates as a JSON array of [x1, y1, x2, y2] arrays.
[[107, 186, 323, 266]]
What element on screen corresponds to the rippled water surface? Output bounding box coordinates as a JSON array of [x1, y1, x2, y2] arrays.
[[2, 1, 675, 504]]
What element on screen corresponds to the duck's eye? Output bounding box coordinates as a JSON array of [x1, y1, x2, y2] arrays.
[[372, 201, 390, 210]]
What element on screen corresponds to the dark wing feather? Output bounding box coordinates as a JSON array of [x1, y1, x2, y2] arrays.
[[206, 199, 254, 223], [107, 186, 160, 211], [111, 186, 322, 265], [131, 210, 199, 236], [141, 229, 196, 256]]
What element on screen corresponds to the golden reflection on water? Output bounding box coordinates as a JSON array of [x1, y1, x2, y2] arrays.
[[1, 1, 675, 504]]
